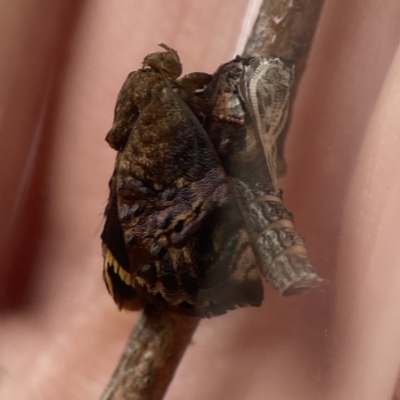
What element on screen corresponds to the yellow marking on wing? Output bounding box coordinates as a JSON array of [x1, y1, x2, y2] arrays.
[[118, 267, 132, 286], [102, 246, 115, 297], [176, 177, 185, 188], [103, 244, 134, 287]]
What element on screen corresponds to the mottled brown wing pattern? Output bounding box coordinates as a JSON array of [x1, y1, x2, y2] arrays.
[[130, 198, 263, 318], [101, 45, 263, 317], [203, 56, 322, 295]]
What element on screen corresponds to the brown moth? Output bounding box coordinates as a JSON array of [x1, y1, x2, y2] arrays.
[[202, 56, 322, 295], [101, 45, 263, 317]]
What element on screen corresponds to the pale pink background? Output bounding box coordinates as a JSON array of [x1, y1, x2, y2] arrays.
[[1, 1, 400, 399]]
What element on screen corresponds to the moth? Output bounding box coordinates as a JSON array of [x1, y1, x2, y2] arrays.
[[202, 56, 322, 295], [101, 45, 263, 317]]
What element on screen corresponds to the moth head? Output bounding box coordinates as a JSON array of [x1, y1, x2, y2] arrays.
[[142, 43, 182, 80]]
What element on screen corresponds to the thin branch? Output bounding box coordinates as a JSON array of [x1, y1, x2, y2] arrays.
[[100, 306, 199, 400], [244, 0, 325, 80]]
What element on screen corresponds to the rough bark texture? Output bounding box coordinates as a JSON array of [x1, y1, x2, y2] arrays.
[[244, 0, 325, 79], [100, 306, 199, 400]]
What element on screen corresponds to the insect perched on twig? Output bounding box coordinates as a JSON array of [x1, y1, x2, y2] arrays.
[[101, 44, 264, 318], [101, 44, 322, 318]]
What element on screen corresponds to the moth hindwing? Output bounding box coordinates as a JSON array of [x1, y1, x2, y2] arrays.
[[203, 55, 322, 295], [101, 45, 263, 317]]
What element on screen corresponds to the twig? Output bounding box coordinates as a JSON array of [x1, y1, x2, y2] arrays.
[[244, 0, 324, 74], [100, 1, 326, 399], [243, 0, 325, 161], [100, 306, 199, 400]]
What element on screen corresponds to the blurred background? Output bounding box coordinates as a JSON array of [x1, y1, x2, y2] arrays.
[[1, 1, 400, 399]]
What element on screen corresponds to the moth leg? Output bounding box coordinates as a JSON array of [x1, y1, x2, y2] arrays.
[[191, 199, 264, 317]]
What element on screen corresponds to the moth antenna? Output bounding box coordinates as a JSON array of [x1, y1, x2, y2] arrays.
[[142, 43, 182, 79]]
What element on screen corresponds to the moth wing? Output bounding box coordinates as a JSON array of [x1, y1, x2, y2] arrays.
[[130, 199, 264, 318], [112, 81, 228, 271], [102, 72, 266, 315], [102, 78, 227, 308], [101, 187, 143, 310]]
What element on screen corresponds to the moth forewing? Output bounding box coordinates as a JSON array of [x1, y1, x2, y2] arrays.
[[102, 45, 264, 317]]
